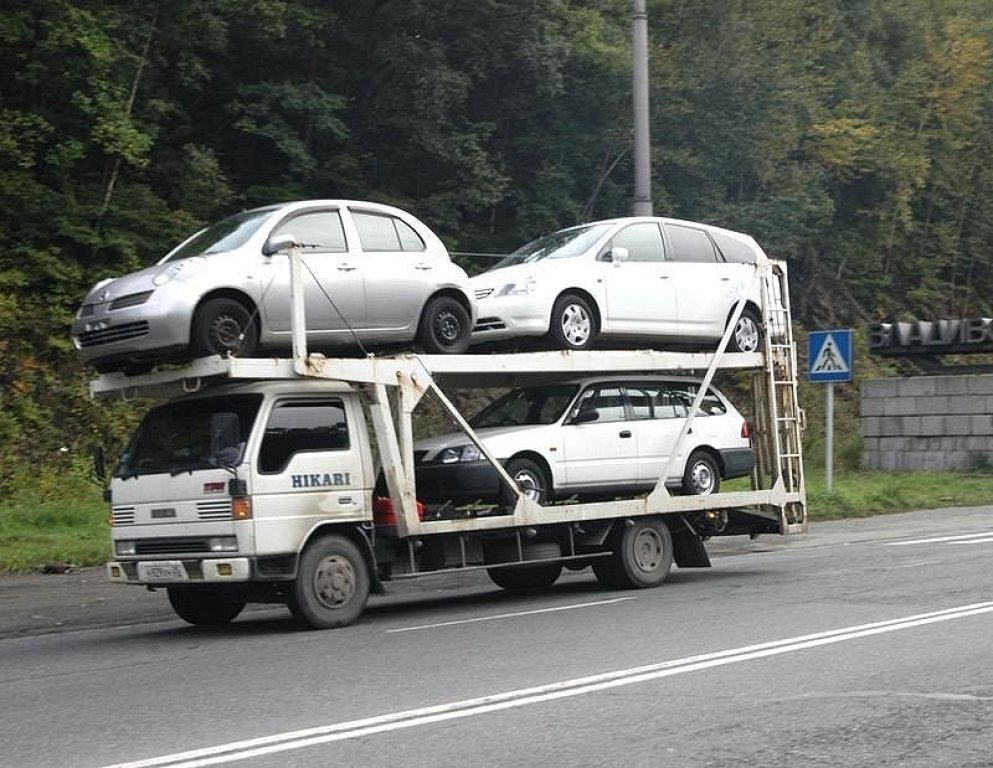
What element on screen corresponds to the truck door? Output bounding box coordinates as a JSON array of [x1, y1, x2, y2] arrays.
[[250, 397, 368, 557]]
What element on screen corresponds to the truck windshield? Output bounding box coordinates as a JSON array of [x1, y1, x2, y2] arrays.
[[470, 384, 579, 428], [161, 206, 279, 263], [116, 394, 262, 478], [491, 223, 611, 269]]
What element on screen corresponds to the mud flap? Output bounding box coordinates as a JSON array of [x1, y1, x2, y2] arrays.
[[668, 515, 711, 568]]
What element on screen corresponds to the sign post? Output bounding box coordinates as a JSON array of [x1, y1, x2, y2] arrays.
[[808, 330, 854, 492]]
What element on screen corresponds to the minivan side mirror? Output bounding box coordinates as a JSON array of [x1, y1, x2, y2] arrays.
[[602, 246, 629, 264], [262, 233, 299, 256]]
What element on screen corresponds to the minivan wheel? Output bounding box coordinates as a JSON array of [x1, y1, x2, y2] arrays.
[[682, 450, 721, 495], [548, 293, 595, 350], [417, 296, 471, 354], [728, 307, 762, 353], [192, 298, 258, 358]]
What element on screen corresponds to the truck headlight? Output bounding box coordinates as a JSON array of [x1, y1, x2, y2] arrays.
[[207, 536, 239, 553], [437, 444, 483, 464], [115, 540, 137, 556]]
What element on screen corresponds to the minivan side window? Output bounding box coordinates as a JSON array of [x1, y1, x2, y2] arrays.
[[353, 211, 426, 252], [711, 231, 757, 264], [609, 222, 664, 263], [666, 224, 719, 263], [258, 399, 350, 474], [272, 211, 347, 252]]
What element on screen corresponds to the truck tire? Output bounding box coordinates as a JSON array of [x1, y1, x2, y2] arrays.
[[682, 450, 720, 495], [192, 297, 258, 358], [167, 587, 245, 626], [417, 296, 471, 354], [548, 293, 596, 350], [293, 535, 370, 629], [728, 307, 761, 353], [487, 562, 563, 593], [500, 457, 551, 506], [602, 518, 673, 589]]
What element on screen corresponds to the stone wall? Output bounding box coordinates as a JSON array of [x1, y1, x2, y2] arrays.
[[861, 375, 993, 471]]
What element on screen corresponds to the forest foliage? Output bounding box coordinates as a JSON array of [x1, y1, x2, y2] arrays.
[[3, 0, 993, 496]]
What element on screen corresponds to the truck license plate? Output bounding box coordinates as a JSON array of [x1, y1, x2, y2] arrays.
[[138, 561, 188, 582]]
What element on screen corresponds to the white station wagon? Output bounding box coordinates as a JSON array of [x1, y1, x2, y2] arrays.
[[471, 216, 768, 353], [413, 375, 755, 505], [72, 200, 476, 372]]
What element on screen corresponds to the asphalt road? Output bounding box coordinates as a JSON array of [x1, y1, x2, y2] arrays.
[[1, 506, 992, 768]]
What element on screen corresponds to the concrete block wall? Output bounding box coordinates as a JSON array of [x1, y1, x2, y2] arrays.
[[861, 374, 993, 471]]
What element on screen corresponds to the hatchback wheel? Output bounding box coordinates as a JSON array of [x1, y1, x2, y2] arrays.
[[192, 298, 257, 358], [417, 296, 471, 354]]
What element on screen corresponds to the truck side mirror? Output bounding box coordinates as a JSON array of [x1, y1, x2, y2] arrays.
[[209, 412, 241, 467], [91, 446, 107, 482], [262, 233, 300, 256]]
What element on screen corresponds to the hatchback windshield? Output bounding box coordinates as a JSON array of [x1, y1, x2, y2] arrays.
[[492, 223, 611, 269], [116, 395, 262, 477], [162, 207, 279, 263], [470, 384, 579, 428]]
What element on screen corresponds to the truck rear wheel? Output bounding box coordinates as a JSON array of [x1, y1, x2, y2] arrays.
[[598, 518, 673, 589], [487, 562, 562, 593], [293, 535, 370, 629], [167, 587, 245, 626]]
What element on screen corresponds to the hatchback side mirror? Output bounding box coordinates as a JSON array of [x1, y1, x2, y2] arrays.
[[262, 233, 300, 256]]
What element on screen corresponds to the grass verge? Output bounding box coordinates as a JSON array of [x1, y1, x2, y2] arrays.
[[1, 471, 991, 572]]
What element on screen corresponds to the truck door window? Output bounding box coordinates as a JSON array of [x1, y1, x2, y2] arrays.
[[258, 399, 350, 474]]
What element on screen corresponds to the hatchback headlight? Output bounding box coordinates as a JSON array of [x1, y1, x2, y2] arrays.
[[437, 444, 483, 464], [496, 277, 536, 297]]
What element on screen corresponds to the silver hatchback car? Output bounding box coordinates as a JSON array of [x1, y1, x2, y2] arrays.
[[72, 200, 476, 372]]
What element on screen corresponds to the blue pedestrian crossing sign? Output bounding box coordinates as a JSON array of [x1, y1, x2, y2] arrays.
[[808, 329, 853, 383]]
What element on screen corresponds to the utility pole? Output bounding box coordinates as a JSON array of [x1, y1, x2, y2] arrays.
[[632, 0, 653, 215]]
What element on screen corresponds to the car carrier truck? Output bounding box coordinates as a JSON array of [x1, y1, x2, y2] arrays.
[[92, 255, 805, 629]]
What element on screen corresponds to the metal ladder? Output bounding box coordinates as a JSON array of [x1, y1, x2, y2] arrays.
[[752, 261, 807, 533]]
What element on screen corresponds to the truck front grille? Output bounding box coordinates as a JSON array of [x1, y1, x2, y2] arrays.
[[112, 506, 136, 525], [134, 538, 210, 555], [197, 500, 233, 521]]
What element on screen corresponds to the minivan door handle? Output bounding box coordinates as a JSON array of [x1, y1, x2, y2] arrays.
[[619, 430, 632, 438], [414, 263, 433, 271]]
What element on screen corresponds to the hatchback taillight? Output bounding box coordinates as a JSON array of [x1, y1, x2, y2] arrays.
[[741, 421, 751, 439]]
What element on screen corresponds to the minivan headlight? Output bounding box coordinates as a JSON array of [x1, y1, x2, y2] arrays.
[[437, 444, 483, 464], [496, 277, 536, 297]]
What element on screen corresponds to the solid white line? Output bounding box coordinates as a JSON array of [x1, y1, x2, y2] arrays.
[[886, 532, 993, 546], [386, 596, 637, 633], [101, 601, 993, 768], [949, 537, 993, 545]]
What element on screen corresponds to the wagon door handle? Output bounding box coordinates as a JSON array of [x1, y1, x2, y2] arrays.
[[619, 430, 632, 438], [415, 263, 433, 271], [338, 264, 356, 272]]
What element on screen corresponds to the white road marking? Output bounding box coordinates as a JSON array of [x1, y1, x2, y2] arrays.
[[386, 596, 637, 633], [885, 532, 993, 546], [101, 601, 993, 768]]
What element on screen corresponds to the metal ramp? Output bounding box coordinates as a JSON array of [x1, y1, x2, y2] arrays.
[[751, 261, 807, 533]]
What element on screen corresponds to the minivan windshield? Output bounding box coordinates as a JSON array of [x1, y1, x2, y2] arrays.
[[162, 207, 279, 263], [470, 384, 579, 428], [492, 223, 611, 269], [116, 394, 262, 477]]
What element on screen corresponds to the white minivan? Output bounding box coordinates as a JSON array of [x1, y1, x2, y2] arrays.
[[471, 216, 767, 353]]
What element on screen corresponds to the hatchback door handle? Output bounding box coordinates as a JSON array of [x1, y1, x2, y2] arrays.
[[619, 430, 632, 438]]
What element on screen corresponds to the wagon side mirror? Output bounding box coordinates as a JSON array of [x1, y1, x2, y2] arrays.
[[262, 233, 299, 256], [602, 246, 628, 264]]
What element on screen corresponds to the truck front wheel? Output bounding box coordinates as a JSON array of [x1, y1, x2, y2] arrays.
[[293, 535, 370, 629], [167, 587, 245, 626]]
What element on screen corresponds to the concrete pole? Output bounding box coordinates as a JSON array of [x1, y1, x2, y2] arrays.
[[632, 0, 653, 216]]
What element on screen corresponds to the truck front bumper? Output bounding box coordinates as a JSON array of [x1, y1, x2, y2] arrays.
[[107, 557, 252, 585]]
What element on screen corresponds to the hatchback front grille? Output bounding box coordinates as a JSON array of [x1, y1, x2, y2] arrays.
[[79, 304, 95, 317], [77, 321, 150, 347], [110, 290, 153, 310]]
